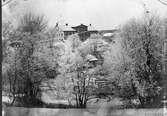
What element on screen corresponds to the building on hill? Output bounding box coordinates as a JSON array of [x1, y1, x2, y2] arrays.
[[72, 24, 98, 41], [52, 23, 119, 42], [54, 23, 98, 41]]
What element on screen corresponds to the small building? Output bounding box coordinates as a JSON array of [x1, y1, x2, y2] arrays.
[[86, 54, 98, 67], [99, 29, 119, 43]]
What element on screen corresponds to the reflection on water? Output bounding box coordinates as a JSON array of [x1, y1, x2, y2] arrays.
[[4, 102, 164, 116]]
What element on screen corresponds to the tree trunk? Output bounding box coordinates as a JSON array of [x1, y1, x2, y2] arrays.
[[10, 95, 16, 106], [138, 96, 145, 108]]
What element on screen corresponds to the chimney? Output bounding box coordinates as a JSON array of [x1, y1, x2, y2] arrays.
[[56, 22, 58, 27]]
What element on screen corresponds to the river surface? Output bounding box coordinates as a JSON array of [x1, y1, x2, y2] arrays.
[[3, 103, 164, 116]]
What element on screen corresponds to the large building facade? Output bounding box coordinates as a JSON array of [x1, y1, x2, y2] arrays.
[[54, 23, 98, 41]]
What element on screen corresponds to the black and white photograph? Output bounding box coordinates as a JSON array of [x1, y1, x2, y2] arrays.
[[2, 0, 167, 116]]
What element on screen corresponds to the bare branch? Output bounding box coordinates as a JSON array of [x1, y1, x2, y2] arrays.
[[157, 0, 167, 6], [2, 0, 14, 7]]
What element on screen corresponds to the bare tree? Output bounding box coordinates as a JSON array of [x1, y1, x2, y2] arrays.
[[157, 0, 167, 6], [2, 0, 14, 7], [119, 14, 165, 108], [1, 0, 29, 7], [18, 12, 48, 34]]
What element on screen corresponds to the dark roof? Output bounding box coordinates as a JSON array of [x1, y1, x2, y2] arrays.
[[72, 24, 88, 28], [58, 24, 76, 31], [57, 23, 98, 32], [86, 54, 98, 61]]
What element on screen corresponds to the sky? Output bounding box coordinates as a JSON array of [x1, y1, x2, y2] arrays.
[[2, 0, 167, 30]]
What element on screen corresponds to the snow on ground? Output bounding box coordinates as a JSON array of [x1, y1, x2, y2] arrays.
[[41, 91, 69, 105], [2, 96, 12, 103]]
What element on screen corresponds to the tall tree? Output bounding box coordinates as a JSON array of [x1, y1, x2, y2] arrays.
[[56, 34, 112, 108], [18, 12, 47, 34], [2, 12, 49, 106], [118, 14, 165, 108]]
